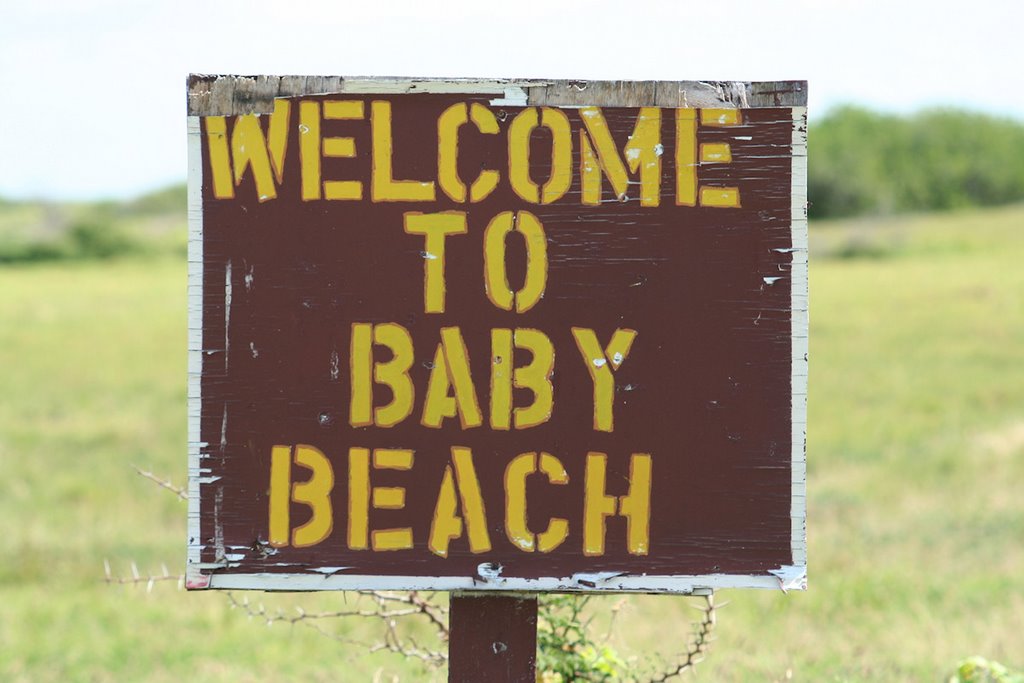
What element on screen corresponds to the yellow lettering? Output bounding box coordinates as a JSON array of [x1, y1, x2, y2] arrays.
[[469, 104, 501, 201], [507, 107, 573, 204], [371, 100, 436, 202], [437, 103, 500, 203], [268, 444, 336, 548], [372, 486, 405, 509], [428, 466, 462, 556], [372, 528, 414, 552], [619, 454, 652, 555], [403, 211, 468, 314], [572, 327, 638, 432], [348, 447, 415, 551], [580, 107, 661, 206], [512, 328, 554, 429], [421, 327, 482, 429], [422, 344, 457, 428], [372, 323, 415, 427], [290, 444, 335, 547], [322, 99, 364, 201], [224, 97, 292, 201], [205, 117, 235, 199], [698, 108, 741, 207], [489, 328, 554, 430], [299, 101, 322, 201], [268, 444, 293, 547], [675, 109, 697, 206], [347, 447, 370, 550], [700, 108, 741, 126], [700, 142, 732, 163], [504, 452, 569, 553], [700, 187, 741, 208], [483, 211, 548, 313], [348, 323, 373, 427], [583, 452, 652, 556], [370, 448, 414, 551], [437, 104, 468, 202], [536, 453, 570, 552], [489, 328, 513, 431], [504, 453, 536, 551], [349, 323, 415, 428], [428, 447, 491, 557]]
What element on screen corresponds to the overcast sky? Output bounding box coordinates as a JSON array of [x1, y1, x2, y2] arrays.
[[1, 0, 1021, 200]]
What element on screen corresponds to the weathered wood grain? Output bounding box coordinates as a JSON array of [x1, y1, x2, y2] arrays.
[[186, 74, 807, 115]]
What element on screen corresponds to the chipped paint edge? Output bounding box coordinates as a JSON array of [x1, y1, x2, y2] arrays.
[[789, 106, 809, 589], [202, 571, 794, 593], [186, 115, 210, 590]]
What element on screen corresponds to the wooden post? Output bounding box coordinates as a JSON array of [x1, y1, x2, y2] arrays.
[[449, 594, 538, 682]]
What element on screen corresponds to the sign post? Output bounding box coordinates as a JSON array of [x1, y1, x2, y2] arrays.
[[186, 75, 807, 677], [449, 594, 538, 682]]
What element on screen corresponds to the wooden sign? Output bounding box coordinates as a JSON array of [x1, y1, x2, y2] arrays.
[[186, 76, 808, 594]]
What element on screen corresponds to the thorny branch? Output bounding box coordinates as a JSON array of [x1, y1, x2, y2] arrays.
[[103, 560, 452, 666], [103, 559, 185, 591], [225, 591, 449, 666], [604, 597, 628, 642], [132, 464, 188, 500], [647, 594, 721, 682]]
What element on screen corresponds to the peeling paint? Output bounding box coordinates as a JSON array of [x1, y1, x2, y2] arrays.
[[309, 566, 351, 575], [477, 562, 504, 581], [213, 487, 225, 562], [223, 259, 232, 370], [219, 404, 227, 452], [329, 348, 340, 380], [769, 564, 807, 592], [185, 575, 211, 590]]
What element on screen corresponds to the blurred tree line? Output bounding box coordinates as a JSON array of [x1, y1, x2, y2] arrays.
[[809, 106, 1024, 218]]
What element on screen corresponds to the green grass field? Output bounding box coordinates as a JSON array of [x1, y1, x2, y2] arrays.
[[2, 203, 1023, 681]]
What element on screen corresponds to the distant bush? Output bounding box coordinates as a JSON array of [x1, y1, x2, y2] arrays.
[[121, 184, 187, 216], [950, 656, 1024, 683], [810, 106, 1024, 218], [66, 217, 142, 259], [0, 239, 71, 263], [0, 219, 142, 264], [0, 201, 181, 264]]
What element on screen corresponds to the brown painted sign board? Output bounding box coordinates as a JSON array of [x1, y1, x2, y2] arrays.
[[186, 76, 808, 593]]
